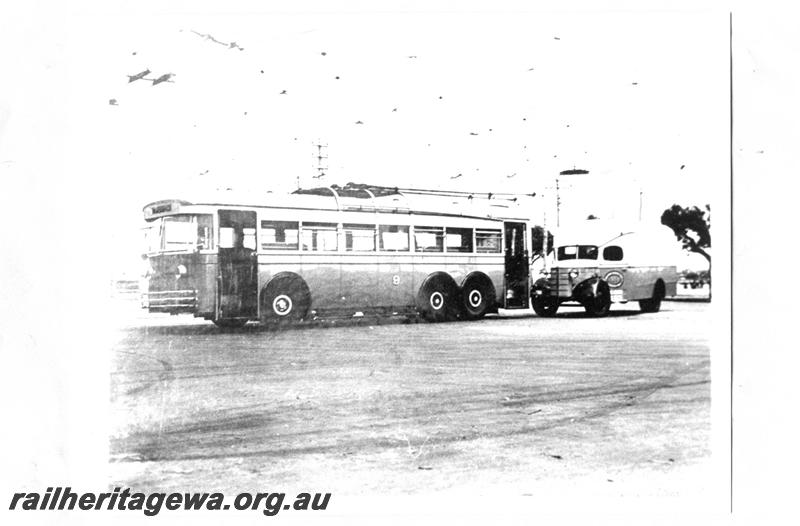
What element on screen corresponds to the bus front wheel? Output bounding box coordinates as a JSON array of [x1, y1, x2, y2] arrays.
[[532, 296, 559, 317], [260, 274, 310, 324], [417, 273, 459, 322], [582, 279, 611, 317]]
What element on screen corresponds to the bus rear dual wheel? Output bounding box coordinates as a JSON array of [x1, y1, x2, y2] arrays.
[[417, 272, 494, 322]]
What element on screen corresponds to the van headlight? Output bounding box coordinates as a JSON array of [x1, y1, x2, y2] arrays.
[[568, 269, 579, 279]]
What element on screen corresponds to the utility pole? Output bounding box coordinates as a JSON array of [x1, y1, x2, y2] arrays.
[[638, 186, 643, 221], [308, 140, 328, 188], [555, 177, 561, 228], [557, 168, 589, 227]]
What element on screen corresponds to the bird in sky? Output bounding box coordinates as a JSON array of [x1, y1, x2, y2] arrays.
[[632, 81, 638, 86], [108, 98, 118, 106], [469, 132, 478, 136], [392, 108, 397, 112], [190, 30, 244, 51], [680, 164, 685, 170], [554, 36, 561, 40], [451, 173, 462, 179], [151, 73, 175, 86], [355, 120, 364, 125], [507, 172, 516, 178], [127, 69, 151, 83], [279, 90, 287, 94], [527, 67, 535, 71], [408, 55, 418, 59]]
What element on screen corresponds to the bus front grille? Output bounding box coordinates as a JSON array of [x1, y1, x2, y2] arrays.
[[144, 289, 197, 312], [546, 270, 573, 298]]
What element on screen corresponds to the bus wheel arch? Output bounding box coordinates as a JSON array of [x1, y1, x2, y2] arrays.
[[460, 272, 496, 320], [260, 272, 311, 323], [639, 279, 666, 313], [416, 272, 459, 322]]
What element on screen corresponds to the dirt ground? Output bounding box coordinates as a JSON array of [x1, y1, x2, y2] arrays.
[[109, 300, 712, 506]]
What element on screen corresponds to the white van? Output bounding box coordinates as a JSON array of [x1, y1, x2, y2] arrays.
[[531, 223, 679, 317]]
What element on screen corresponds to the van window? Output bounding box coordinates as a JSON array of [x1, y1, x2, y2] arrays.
[[603, 245, 624, 261], [558, 245, 598, 261]]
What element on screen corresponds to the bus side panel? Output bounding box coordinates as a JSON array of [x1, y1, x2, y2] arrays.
[[297, 253, 341, 313], [377, 254, 415, 312], [339, 254, 380, 311]]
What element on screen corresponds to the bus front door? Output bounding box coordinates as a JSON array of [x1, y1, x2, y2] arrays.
[[504, 222, 530, 309], [217, 210, 258, 321]]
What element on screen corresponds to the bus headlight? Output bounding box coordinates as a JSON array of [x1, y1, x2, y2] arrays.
[[568, 269, 579, 280]]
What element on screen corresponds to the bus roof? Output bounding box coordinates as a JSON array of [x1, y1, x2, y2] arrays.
[[143, 184, 535, 222]]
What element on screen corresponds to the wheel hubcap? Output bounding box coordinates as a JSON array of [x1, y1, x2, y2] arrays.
[[272, 294, 293, 316], [429, 291, 444, 310], [468, 289, 482, 308]]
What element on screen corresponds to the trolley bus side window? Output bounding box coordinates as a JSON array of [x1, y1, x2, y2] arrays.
[[379, 225, 410, 251], [445, 227, 473, 253], [301, 222, 338, 251], [344, 224, 376, 252], [260, 220, 299, 250], [475, 229, 502, 253], [414, 226, 444, 252]]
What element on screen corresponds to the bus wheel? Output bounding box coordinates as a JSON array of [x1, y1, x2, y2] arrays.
[[261, 274, 310, 324], [213, 318, 248, 329], [532, 296, 559, 317], [639, 280, 665, 313], [417, 273, 459, 322], [582, 279, 611, 317], [460, 273, 496, 320]]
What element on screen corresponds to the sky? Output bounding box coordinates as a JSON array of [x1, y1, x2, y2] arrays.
[[0, 2, 727, 274]]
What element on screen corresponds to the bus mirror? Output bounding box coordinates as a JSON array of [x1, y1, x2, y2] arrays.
[[219, 227, 235, 248]]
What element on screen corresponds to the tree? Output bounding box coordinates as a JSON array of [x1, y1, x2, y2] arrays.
[[661, 204, 711, 297], [531, 225, 554, 261]]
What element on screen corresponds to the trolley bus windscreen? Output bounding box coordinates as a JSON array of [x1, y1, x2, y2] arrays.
[[143, 214, 214, 253]]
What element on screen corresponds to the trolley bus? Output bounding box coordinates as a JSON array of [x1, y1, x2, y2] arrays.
[[141, 183, 534, 327]]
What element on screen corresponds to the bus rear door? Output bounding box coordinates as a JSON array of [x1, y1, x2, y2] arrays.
[[504, 222, 529, 309], [217, 210, 259, 320]]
